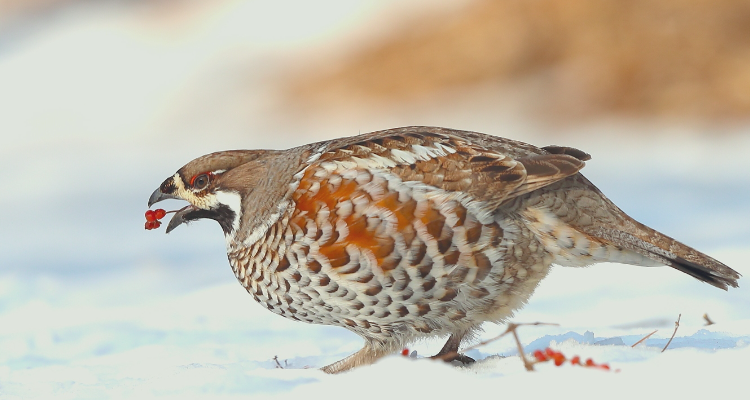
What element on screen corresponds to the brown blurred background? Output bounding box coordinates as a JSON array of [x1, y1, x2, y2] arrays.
[[284, 0, 750, 121], [4, 0, 749, 126]]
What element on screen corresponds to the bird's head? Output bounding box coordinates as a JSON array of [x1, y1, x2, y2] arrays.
[[148, 150, 270, 235]]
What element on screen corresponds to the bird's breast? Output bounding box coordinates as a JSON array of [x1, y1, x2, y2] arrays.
[[225, 164, 553, 338]]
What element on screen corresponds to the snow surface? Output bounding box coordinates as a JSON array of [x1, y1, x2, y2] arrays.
[[1, 1, 749, 399], [3, 268, 750, 399]]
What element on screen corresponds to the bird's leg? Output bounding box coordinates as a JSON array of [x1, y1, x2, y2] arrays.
[[321, 340, 398, 374], [432, 331, 475, 365]]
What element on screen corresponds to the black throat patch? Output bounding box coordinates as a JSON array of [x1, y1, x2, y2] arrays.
[[184, 204, 236, 235]]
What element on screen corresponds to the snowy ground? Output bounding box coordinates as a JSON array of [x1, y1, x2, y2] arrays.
[[3, 268, 750, 399], [1, 1, 749, 398]]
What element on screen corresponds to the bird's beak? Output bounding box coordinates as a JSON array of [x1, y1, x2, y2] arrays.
[[164, 205, 198, 233], [148, 182, 197, 233], [148, 187, 179, 207]]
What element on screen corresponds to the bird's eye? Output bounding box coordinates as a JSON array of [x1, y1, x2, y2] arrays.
[[192, 173, 210, 190]]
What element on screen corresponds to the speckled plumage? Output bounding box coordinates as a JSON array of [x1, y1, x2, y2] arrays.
[[149, 126, 739, 373]]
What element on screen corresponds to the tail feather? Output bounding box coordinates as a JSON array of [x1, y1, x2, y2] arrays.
[[589, 225, 740, 290], [668, 256, 739, 290]]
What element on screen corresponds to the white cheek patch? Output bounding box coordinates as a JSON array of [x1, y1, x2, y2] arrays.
[[215, 190, 243, 237]]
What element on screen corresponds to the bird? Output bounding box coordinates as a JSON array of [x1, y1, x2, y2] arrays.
[[148, 126, 739, 373]]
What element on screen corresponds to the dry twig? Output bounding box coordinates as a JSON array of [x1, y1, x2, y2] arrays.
[[703, 313, 715, 326], [273, 355, 285, 369], [435, 321, 558, 371], [661, 314, 681, 353], [631, 329, 658, 348], [510, 325, 534, 371]]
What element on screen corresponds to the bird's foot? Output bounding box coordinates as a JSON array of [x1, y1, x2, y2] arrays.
[[431, 351, 475, 366]]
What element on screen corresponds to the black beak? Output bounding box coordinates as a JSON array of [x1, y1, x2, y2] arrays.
[[148, 187, 179, 207], [148, 177, 225, 234], [148, 182, 196, 233], [165, 205, 199, 233]]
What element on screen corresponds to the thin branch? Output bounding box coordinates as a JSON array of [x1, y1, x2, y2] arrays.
[[434, 321, 558, 371], [273, 355, 285, 369], [510, 325, 534, 371], [631, 329, 658, 348], [703, 313, 715, 326], [466, 322, 558, 353], [661, 314, 681, 353]]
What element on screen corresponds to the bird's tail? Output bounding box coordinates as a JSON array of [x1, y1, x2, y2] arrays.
[[589, 220, 740, 290]]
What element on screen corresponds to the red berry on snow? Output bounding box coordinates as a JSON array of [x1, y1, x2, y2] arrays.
[[533, 350, 547, 361], [585, 358, 595, 366], [571, 356, 581, 365], [401, 348, 409, 356], [552, 354, 565, 366]]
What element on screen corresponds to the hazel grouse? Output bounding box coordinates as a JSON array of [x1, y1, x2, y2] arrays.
[[148, 126, 739, 373]]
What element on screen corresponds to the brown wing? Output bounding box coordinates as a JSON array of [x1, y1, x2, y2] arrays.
[[314, 126, 588, 210], [287, 126, 589, 304]]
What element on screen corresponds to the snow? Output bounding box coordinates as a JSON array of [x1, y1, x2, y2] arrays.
[[1, 1, 749, 398], [3, 269, 750, 399], [3, 267, 750, 399]]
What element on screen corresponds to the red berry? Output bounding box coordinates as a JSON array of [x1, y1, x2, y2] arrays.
[[401, 348, 409, 356], [571, 356, 581, 365], [154, 209, 166, 220], [145, 210, 156, 222], [585, 358, 595, 366], [600, 364, 610, 370], [144, 220, 162, 230], [545, 348, 556, 357], [533, 350, 547, 361], [552, 354, 565, 366]]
